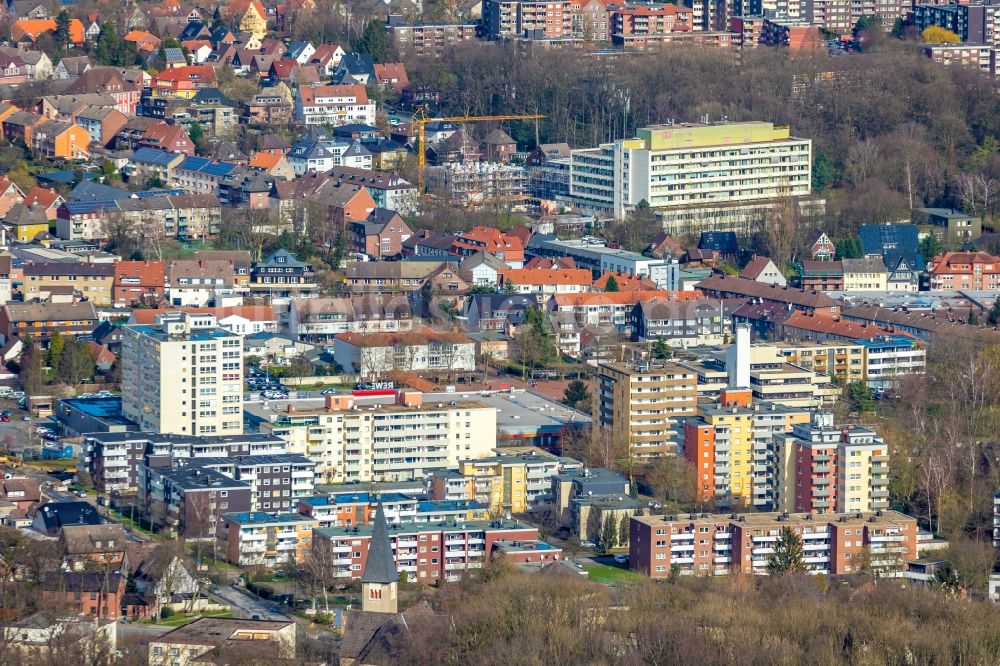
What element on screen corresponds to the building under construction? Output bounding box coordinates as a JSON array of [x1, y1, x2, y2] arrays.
[[427, 161, 528, 206]]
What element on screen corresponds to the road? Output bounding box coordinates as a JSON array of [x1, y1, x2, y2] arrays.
[[210, 584, 291, 621]]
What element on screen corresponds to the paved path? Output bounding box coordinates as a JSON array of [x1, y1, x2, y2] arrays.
[[210, 584, 291, 621]]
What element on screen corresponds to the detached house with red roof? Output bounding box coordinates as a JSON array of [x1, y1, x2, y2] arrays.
[[138, 123, 194, 155], [294, 84, 375, 126], [150, 66, 217, 99], [451, 226, 525, 268], [0, 176, 25, 217], [23, 186, 63, 220], [739, 256, 786, 287], [373, 62, 409, 92]]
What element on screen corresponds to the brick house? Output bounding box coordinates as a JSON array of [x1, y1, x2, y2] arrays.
[[40, 572, 125, 619], [348, 208, 413, 257], [114, 260, 166, 307]]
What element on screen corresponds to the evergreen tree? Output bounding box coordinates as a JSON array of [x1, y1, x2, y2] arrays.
[[19, 338, 44, 395], [919, 234, 942, 261], [47, 331, 65, 370], [600, 517, 617, 552], [618, 514, 629, 549], [351, 20, 390, 62], [767, 526, 807, 575], [989, 297, 1000, 326], [563, 379, 590, 410], [604, 275, 619, 292], [811, 152, 836, 191], [652, 338, 670, 359], [53, 10, 72, 51]]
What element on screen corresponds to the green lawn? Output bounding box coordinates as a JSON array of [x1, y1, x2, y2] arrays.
[[581, 561, 643, 585], [151, 610, 233, 628]]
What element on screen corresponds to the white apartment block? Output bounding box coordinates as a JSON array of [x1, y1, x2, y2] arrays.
[[334, 329, 476, 378], [294, 84, 376, 126], [121, 312, 244, 437], [248, 393, 497, 483], [569, 121, 812, 227]]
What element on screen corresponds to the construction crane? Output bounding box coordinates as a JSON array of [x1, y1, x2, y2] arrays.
[[412, 111, 545, 191]]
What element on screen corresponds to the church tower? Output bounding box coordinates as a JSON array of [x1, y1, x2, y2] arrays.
[[361, 500, 399, 613]]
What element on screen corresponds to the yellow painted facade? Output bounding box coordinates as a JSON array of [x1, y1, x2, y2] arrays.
[[702, 407, 754, 507]]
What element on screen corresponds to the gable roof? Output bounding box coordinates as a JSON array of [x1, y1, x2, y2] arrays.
[[60, 524, 126, 554], [740, 256, 780, 281], [698, 231, 739, 253]]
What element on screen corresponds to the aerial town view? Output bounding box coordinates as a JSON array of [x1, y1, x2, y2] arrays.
[[0, 0, 997, 663]]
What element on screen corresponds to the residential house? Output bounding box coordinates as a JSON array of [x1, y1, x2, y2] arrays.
[[334, 327, 476, 377], [285, 39, 315, 64], [53, 55, 91, 79], [138, 464, 252, 539], [858, 223, 923, 290], [327, 166, 418, 214], [244, 83, 294, 125], [149, 65, 218, 99], [31, 501, 101, 535], [12, 18, 85, 47], [2, 110, 44, 145], [171, 156, 240, 196], [697, 231, 739, 261], [373, 62, 409, 91], [166, 258, 237, 306], [248, 151, 295, 180], [498, 267, 593, 299], [22, 186, 62, 220], [138, 122, 194, 155], [294, 84, 375, 126], [349, 209, 413, 258], [798, 260, 844, 292], [841, 257, 888, 292], [481, 128, 517, 163], [5, 203, 49, 243], [0, 175, 25, 217], [249, 249, 316, 298], [740, 256, 786, 287], [128, 305, 276, 335], [288, 295, 414, 342], [451, 226, 525, 267], [148, 618, 297, 665], [927, 251, 1000, 291], [123, 30, 161, 54], [342, 260, 443, 298], [218, 170, 274, 208], [459, 251, 507, 287], [0, 49, 28, 85], [31, 121, 90, 160], [114, 260, 166, 306], [913, 207, 981, 245], [332, 53, 377, 84], [127, 147, 185, 186], [40, 572, 125, 619], [21, 262, 114, 304], [55, 200, 117, 240], [63, 68, 142, 115], [225, 0, 268, 39], [308, 44, 345, 75], [75, 106, 129, 147], [59, 524, 128, 572], [402, 230, 453, 258], [630, 296, 727, 345]]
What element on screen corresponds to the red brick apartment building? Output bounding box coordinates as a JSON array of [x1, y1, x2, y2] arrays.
[[610, 3, 694, 48], [629, 511, 917, 578]]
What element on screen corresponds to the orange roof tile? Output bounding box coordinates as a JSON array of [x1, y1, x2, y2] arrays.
[[499, 268, 593, 286], [13, 18, 85, 44], [248, 151, 282, 170], [23, 186, 61, 209], [553, 290, 703, 307], [129, 306, 276, 325], [592, 272, 658, 291]]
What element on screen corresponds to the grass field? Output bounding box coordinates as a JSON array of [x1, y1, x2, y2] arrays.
[[581, 560, 642, 585]]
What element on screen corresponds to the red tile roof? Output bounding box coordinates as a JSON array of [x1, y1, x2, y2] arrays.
[[114, 260, 165, 286], [499, 268, 593, 286]]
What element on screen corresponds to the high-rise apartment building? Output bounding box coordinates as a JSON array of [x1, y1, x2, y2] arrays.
[[913, 1, 1000, 47], [629, 510, 917, 578], [597, 361, 699, 458], [569, 122, 813, 230], [682, 398, 810, 509], [121, 312, 244, 436], [773, 413, 890, 515], [808, 0, 911, 34]]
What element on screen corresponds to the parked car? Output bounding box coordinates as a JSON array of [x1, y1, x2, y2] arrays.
[[613, 555, 628, 564]]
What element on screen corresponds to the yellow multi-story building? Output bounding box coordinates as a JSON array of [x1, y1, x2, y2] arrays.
[[597, 360, 699, 459], [429, 451, 579, 514], [779, 341, 866, 384], [699, 403, 755, 507], [569, 121, 815, 229]]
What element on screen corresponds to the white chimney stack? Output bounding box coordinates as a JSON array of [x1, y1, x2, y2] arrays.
[[726, 324, 751, 389]]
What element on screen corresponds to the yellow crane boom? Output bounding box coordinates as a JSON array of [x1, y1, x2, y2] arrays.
[[413, 112, 545, 191]]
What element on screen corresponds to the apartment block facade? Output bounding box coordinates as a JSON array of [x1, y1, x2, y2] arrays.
[[773, 413, 890, 515], [914, 1, 1000, 47], [808, 0, 911, 34], [597, 361, 698, 458], [482, 0, 573, 39], [429, 452, 579, 513], [84, 432, 288, 494], [610, 4, 695, 49], [313, 519, 539, 582], [387, 20, 477, 56], [249, 392, 497, 483], [121, 312, 244, 437], [927, 251, 1000, 290], [220, 512, 317, 566], [629, 510, 917, 578], [569, 122, 813, 229]]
